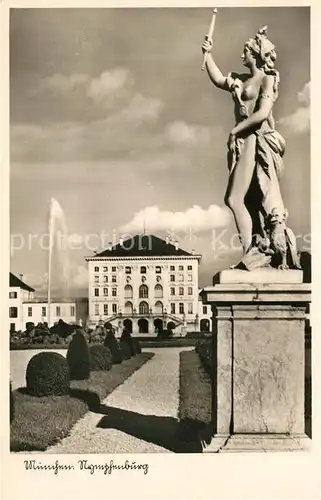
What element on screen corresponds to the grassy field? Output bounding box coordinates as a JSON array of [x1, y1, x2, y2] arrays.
[[10, 352, 154, 452]]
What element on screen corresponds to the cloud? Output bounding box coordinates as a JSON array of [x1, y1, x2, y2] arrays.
[[119, 204, 232, 234], [86, 68, 132, 104], [71, 265, 88, 288], [165, 121, 214, 146], [118, 93, 163, 122], [279, 82, 310, 134], [40, 73, 90, 93], [24, 264, 88, 294]]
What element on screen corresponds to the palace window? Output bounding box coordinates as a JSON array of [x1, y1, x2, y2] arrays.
[[104, 304, 108, 315], [124, 285, 133, 299], [103, 288, 108, 296], [170, 303, 175, 315], [125, 301, 133, 314], [9, 307, 18, 318], [125, 266, 132, 274], [139, 301, 149, 315], [178, 274, 184, 282], [9, 291, 17, 299], [179, 265, 184, 271], [170, 265, 175, 271], [203, 306, 208, 315], [28, 307, 32, 317], [155, 301, 163, 314], [94, 266, 99, 272], [179, 303, 184, 314], [94, 288, 99, 297], [112, 275, 117, 283], [188, 274, 193, 282], [94, 275, 99, 283], [187, 265, 192, 270], [179, 287, 184, 296], [188, 303, 193, 314], [103, 266, 108, 272], [112, 288, 117, 297], [112, 303, 117, 314], [139, 284, 148, 299], [170, 287, 175, 296], [70, 306, 75, 316], [188, 287, 193, 295], [154, 284, 163, 298], [56, 306, 61, 317], [140, 266, 147, 274], [112, 266, 116, 272], [95, 304, 99, 316], [170, 275, 175, 282], [155, 266, 162, 274], [104, 275, 108, 282], [42, 306, 46, 317]]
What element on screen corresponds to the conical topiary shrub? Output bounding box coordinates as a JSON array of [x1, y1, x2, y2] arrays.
[[132, 338, 142, 355], [119, 340, 132, 360], [66, 329, 90, 380], [104, 330, 123, 364], [120, 328, 135, 356]]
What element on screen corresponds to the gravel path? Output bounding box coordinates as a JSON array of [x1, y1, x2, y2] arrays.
[[46, 348, 187, 454]]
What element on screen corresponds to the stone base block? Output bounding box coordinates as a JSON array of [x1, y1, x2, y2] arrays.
[[216, 268, 303, 284], [203, 434, 311, 453], [200, 280, 311, 450]]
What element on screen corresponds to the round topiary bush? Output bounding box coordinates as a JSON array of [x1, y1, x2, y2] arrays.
[[10, 381, 14, 423], [89, 344, 112, 371], [66, 330, 90, 380], [26, 352, 70, 397], [104, 331, 123, 364], [119, 340, 132, 360]]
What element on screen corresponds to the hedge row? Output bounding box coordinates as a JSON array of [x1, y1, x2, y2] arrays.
[[195, 339, 214, 378], [14, 329, 142, 402]]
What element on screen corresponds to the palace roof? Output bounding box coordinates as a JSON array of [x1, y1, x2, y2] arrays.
[[91, 234, 195, 258]]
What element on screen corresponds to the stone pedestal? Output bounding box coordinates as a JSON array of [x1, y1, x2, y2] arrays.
[[200, 269, 311, 452]]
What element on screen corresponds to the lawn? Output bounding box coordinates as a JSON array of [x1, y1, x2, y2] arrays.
[[10, 352, 154, 452], [178, 350, 213, 446]]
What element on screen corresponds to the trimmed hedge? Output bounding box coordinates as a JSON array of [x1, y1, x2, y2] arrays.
[[195, 339, 214, 378], [89, 345, 112, 371], [119, 340, 132, 360], [10, 381, 14, 423], [26, 352, 70, 397], [104, 331, 123, 364], [67, 330, 90, 380]]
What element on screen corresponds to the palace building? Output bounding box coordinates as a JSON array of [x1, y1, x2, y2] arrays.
[[85, 234, 211, 335]]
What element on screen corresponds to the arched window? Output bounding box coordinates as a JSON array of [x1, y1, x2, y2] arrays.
[[139, 284, 148, 298], [124, 301, 133, 314], [154, 301, 163, 314], [124, 285, 133, 299], [154, 284, 163, 298], [139, 301, 149, 315]]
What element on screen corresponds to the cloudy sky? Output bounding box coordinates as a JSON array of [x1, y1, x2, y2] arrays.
[[10, 7, 310, 293]]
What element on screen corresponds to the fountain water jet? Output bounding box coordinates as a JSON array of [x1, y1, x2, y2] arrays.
[[48, 198, 70, 327]]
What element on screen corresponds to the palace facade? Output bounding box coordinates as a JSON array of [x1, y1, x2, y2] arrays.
[[85, 234, 212, 336]]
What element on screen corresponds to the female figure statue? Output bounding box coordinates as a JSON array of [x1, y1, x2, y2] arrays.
[[202, 26, 300, 270]]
